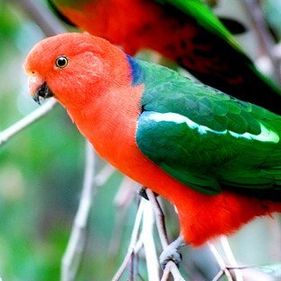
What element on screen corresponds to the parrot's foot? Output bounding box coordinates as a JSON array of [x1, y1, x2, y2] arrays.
[[160, 235, 185, 269]]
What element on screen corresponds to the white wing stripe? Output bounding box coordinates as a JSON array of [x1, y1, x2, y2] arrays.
[[147, 112, 279, 143]]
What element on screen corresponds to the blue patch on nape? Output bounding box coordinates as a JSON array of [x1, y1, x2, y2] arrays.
[[126, 55, 144, 85]]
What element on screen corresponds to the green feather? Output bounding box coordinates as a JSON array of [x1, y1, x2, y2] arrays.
[[136, 59, 281, 196]]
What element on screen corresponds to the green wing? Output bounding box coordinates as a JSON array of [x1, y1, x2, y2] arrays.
[[136, 60, 281, 195]]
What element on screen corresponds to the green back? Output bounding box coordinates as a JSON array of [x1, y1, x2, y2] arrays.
[[136, 59, 281, 196]]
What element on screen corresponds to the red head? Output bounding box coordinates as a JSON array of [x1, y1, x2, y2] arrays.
[[24, 32, 131, 109]]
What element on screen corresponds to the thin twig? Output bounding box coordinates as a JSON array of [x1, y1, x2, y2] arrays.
[[160, 264, 171, 281], [61, 148, 114, 281], [61, 142, 96, 281], [146, 190, 186, 281], [129, 252, 135, 281], [169, 261, 186, 281], [113, 240, 143, 281], [208, 242, 233, 281], [238, 268, 273, 281], [94, 164, 115, 187], [95, 165, 115, 187], [135, 252, 140, 281], [146, 190, 169, 248], [142, 199, 160, 281], [114, 178, 138, 208], [161, 261, 185, 281], [220, 236, 243, 281], [1, 0, 68, 148], [212, 270, 224, 281], [109, 178, 138, 256], [111, 201, 145, 281], [0, 99, 57, 147]]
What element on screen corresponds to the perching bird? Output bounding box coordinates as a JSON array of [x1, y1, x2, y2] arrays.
[[25, 33, 281, 247], [48, 0, 281, 115]]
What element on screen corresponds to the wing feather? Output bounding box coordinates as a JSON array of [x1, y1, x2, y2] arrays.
[[136, 60, 281, 195]]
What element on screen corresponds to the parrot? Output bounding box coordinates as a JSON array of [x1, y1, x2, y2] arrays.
[[24, 33, 281, 249], [47, 0, 281, 115]]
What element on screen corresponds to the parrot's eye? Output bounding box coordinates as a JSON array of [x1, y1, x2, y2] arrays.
[[55, 56, 68, 68]]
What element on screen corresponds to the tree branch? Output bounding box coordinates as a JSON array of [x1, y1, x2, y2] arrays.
[[208, 242, 233, 281], [109, 178, 138, 256], [1, 0, 68, 148], [0, 99, 57, 147], [146, 190, 169, 248], [61, 142, 96, 281], [220, 236, 243, 281], [161, 261, 186, 281], [142, 199, 160, 281], [146, 190, 186, 281], [61, 146, 115, 281], [111, 200, 144, 281]]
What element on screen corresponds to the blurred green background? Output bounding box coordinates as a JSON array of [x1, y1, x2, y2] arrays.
[[1, 0, 281, 280]]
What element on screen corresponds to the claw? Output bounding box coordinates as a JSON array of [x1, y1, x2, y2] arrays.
[[160, 235, 185, 269], [160, 247, 182, 269]]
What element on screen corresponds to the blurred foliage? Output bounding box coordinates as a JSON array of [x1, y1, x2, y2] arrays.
[[0, 0, 281, 281]]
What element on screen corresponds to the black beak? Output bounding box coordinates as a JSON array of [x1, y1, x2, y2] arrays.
[[33, 82, 54, 104]]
